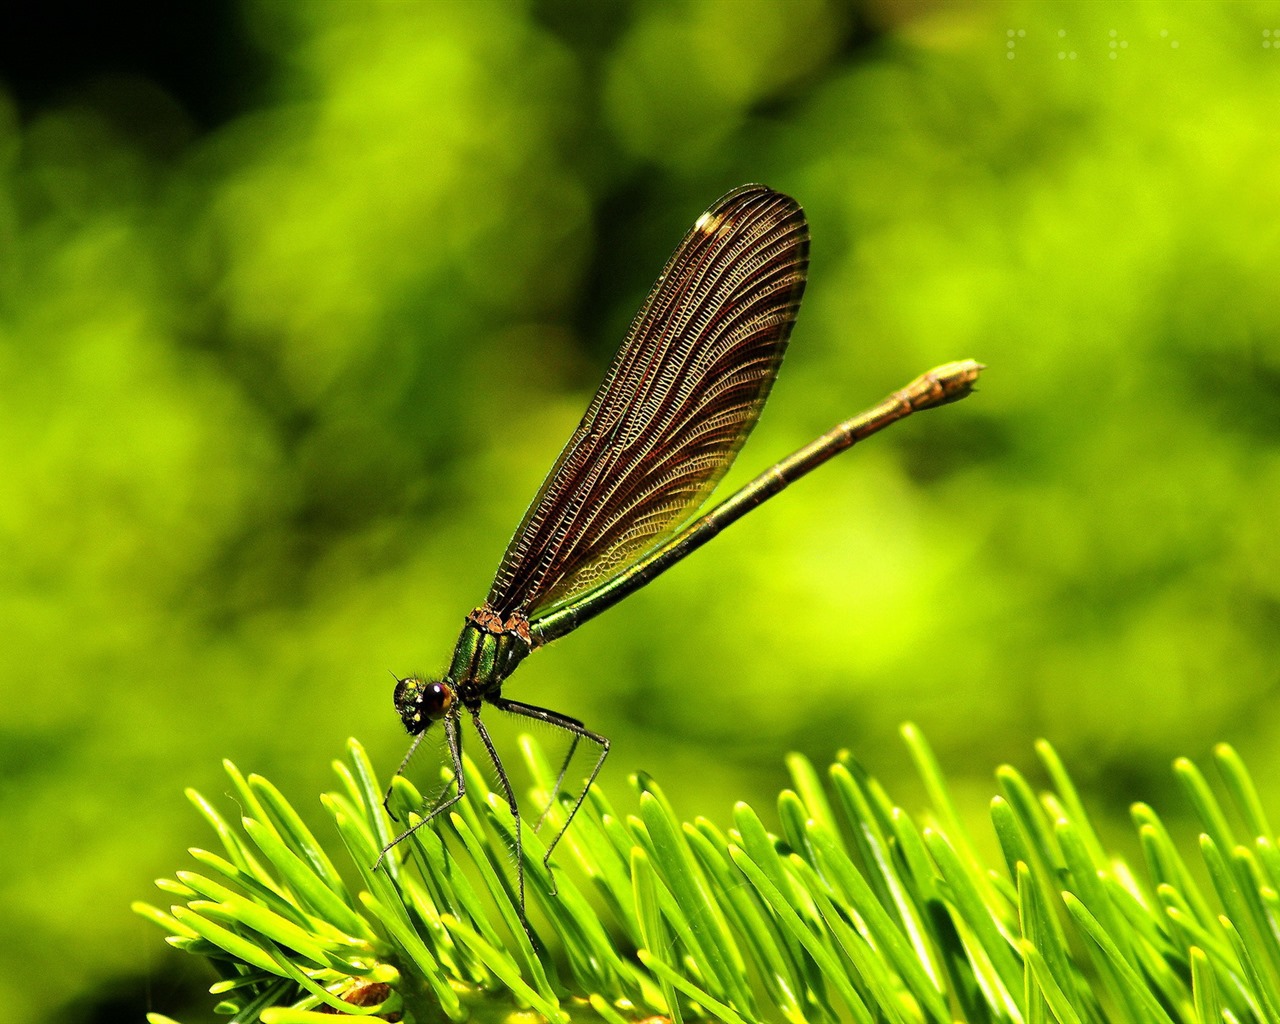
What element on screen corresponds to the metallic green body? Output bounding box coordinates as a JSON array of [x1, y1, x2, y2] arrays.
[[447, 613, 532, 705]]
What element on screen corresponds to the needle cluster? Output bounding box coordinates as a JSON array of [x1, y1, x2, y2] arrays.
[[137, 730, 1279, 1023]]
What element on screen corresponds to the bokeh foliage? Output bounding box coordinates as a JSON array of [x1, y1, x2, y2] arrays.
[[1, 1, 1278, 1021]]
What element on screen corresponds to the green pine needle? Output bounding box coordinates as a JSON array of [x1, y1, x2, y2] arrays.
[[136, 729, 1280, 1023]]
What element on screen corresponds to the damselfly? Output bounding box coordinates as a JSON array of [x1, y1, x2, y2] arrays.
[[382, 185, 982, 910]]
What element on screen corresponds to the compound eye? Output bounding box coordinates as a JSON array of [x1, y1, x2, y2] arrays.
[[420, 681, 452, 716]]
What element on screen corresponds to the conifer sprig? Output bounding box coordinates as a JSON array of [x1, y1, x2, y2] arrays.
[[136, 729, 1278, 1023]]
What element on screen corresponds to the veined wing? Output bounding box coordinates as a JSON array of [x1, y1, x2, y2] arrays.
[[487, 185, 809, 619]]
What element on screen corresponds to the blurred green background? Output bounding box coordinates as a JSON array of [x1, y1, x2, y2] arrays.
[[2, 0, 1278, 1020]]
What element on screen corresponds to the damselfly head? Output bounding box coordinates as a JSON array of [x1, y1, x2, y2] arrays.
[[393, 676, 454, 735]]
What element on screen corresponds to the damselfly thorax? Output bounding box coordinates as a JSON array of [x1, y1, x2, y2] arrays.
[[393, 607, 533, 725]]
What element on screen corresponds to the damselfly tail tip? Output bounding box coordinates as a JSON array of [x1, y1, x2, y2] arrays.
[[935, 358, 985, 381], [947, 357, 985, 391], [901, 359, 985, 411], [934, 358, 984, 405]]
